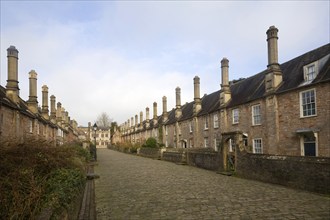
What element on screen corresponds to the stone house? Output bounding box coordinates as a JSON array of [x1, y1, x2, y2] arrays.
[[92, 126, 111, 148], [81, 123, 112, 148], [0, 46, 79, 145], [120, 25, 329, 158]]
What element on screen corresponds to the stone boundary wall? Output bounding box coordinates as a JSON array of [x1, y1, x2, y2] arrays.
[[236, 150, 330, 194], [187, 150, 221, 171], [109, 146, 330, 194], [162, 151, 183, 163], [162, 148, 223, 171], [138, 147, 161, 159]]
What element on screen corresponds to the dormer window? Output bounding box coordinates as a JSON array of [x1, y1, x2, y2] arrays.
[[303, 61, 318, 83], [306, 65, 315, 81]]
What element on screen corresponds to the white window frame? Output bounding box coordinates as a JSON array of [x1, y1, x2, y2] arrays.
[[232, 108, 239, 124], [189, 138, 194, 148], [35, 120, 40, 135], [213, 113, 219, 128], [252, 104, 261, 125], [303, 61, 318, 83], [300, 89, 317, 118], [214, 138, 219, 151], [189, 121, 193, 133], [253, 138, 262, 154], [204, 137, 209, 148], [29, 120, 33, 133], [204, 117, 209, 130], [229, 139, 234, 152], [165, 126, 168, 135]]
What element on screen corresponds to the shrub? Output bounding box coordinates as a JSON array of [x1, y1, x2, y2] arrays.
[[144, 137, 158, 148], [130, 143, 141, 153], [0, 139, 89, 219]]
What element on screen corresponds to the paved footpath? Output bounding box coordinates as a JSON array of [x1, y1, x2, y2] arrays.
[[95, 149, 330, 220]]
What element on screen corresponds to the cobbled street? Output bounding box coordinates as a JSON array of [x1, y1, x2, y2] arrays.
[[95, 149, 330, 220]]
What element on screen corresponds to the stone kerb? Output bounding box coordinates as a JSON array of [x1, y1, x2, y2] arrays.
[[236, 149, 330, 194]]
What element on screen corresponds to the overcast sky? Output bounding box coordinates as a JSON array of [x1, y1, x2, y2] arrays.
[[1, 1, 329, 127]]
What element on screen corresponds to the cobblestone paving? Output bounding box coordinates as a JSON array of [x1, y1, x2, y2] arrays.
[[95, 149, 330, 220]]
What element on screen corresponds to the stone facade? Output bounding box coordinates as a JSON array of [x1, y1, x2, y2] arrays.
[[79, 124, 111, 148], [120, 26, 330, 159], [0, 46, 79, 145]]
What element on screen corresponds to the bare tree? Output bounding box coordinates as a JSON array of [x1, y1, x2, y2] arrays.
[[96, 112, 112, 128]]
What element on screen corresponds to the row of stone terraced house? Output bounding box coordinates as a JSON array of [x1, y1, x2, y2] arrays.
[[120, 26, 330, 158], [0, 46, 79, 145]]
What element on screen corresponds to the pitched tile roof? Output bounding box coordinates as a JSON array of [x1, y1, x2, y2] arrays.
[[227, 43, 330, 108]]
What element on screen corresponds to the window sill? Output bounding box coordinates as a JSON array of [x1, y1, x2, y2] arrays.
[[300, 114, 317, 119]]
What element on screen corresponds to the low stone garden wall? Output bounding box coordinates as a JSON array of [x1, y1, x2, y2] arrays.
[[138, 147, 161, 159], [187, 149, 222, 171], [162, 150, 184, 163], [162, 148, 223, 171], [110, 145, 330, 194], [236, 150, 330, 194]]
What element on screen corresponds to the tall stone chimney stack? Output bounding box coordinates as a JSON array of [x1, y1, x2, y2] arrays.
[[153, 102, 158, 125], [220, 58, 231, 106], [221, 58, 229, 92], [140, 111, 143, 129], [131, 117, 134, 127], [50, 95, 56, 122], [175, 87, 182, 119], [146, 107, 150, 128], [56, 102, 62, 125], [193, 76, 201, 114], [135, 114, 138, 128], [65, 111, 69, 128], [27, 70, 38, 113], [61, 107, 67, 128], [41, 85, 49, 120], [162, 96, 168, 123], [6, 46, 20, 103], [267, 26, 279, 69], [265, 25, 282, 93]]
